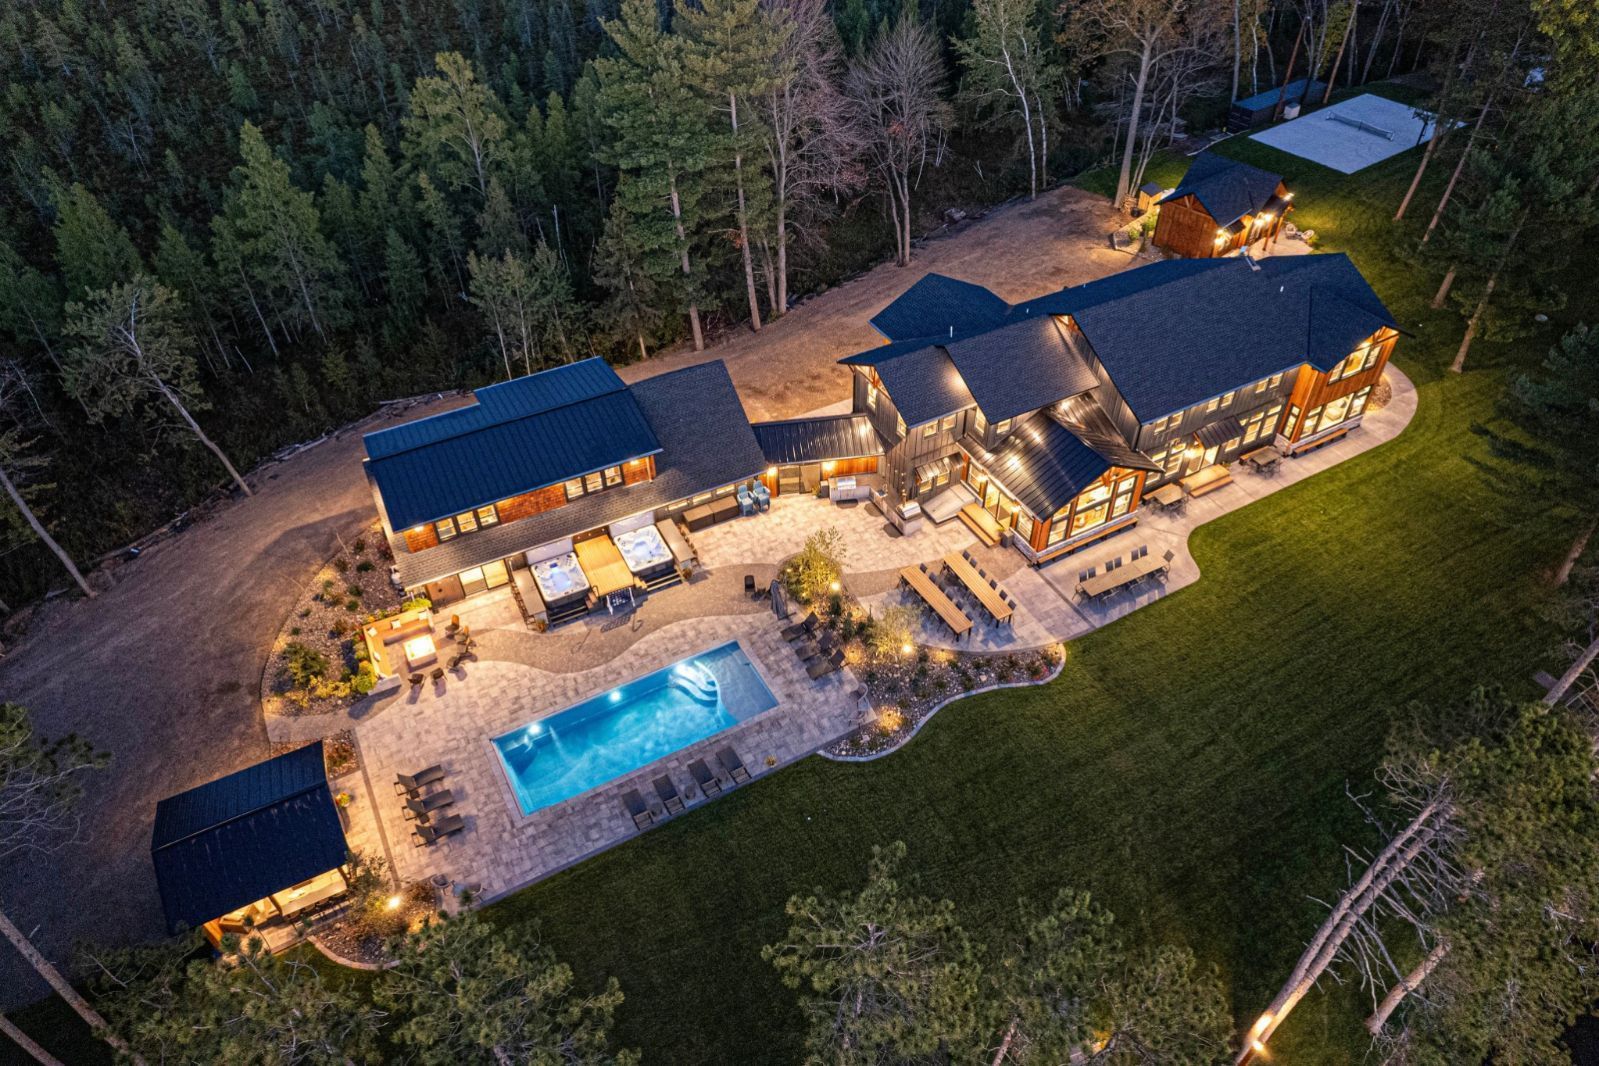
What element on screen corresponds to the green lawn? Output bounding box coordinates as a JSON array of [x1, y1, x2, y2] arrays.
[[471, 104, 1592, 1063]]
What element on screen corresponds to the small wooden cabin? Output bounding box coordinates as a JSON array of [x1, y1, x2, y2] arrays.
[[1152, 153, 1292, 259]]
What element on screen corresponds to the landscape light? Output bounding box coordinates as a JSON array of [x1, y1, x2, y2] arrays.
[[386, 895, 402, 911], [900, 643, 913, 656], [829, 580, 841, 593]]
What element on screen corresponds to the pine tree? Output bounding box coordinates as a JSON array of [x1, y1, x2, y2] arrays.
[[220, 123, 349, 342], [596, 0, 719, 351], [477, 176, 529, 256], [376, 912, 638, 1065], [403, 51, 509, 202], [51, 181, 143, 299], [679, 0, 790, 332], [595, 202, 666, 360]]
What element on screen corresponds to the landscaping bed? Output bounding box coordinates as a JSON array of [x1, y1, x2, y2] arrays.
[[827, 644, 1063, 759], [311, 873, 435, 969], [262, 524, 409, 718], [268, 729, 360, 779]]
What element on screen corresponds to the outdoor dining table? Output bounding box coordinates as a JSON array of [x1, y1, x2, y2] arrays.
[[941, 553, 1013, 625], [1146, 482, 1184, 509], [1242, 446, 1283, 472], [898, 565, 973, 641], [1076, 553, 1169, 599]]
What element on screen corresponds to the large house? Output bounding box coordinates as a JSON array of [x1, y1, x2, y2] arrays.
[[1152, 153, 1293, 259], [364, 253, 1397, 611]]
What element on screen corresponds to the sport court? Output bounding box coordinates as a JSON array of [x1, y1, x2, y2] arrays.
[[1250, 93, 1441, 173]]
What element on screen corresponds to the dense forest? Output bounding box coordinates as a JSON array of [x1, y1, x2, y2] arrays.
[[0, 0, 1579, 606]]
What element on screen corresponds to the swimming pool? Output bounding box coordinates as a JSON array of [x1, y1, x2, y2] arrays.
[[491, 642, 778, 816]]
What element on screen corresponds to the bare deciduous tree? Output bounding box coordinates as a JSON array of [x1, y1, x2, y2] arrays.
[[62, 278, 252, 497], [0, 360, 93, 598], [845, 15, 951, 267]]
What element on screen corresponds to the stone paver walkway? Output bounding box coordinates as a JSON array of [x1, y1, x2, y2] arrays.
[[693, 493, 979, 574]]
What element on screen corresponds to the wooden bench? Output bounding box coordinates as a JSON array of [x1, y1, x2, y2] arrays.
[[958, 503, 1004, 546], [898, 566, 973, 641], [1290, 423, 1354, 455], [1180, 464, 1233, 497]]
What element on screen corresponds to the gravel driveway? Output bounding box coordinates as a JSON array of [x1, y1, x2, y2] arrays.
[[0, 182, 1132, 1005]]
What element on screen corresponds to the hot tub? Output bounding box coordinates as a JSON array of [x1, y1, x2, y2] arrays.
[[530, 552, 589, 606], [613, 525, 674, 574]]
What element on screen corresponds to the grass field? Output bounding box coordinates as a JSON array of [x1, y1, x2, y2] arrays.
[[7, 84, 1593, 1066]]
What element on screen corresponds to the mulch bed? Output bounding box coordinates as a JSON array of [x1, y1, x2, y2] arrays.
[[826, 644, 1064, 759], [263, 523, 404, 718], [311, 880, 436, 968], [268, 729, 359, 779]]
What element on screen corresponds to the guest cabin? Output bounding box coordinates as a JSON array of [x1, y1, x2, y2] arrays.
[[1152, 153, 1293, 259], [364, 253, 1398, 598], [363, 359, 767, 619]]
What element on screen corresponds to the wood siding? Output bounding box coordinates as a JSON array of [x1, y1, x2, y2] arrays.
[[1281, 329, 1397, 446], [1151, 185, 1291, 259], [403, 524, 439, 552], [498, 483, 567, 523]]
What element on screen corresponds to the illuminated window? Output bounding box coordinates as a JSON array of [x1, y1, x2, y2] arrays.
[[1284, 404, 1302, 438], [1349, 385, 1373, 418], [454, 509, 478, 534], [1169, 411, 1183, 429], [604, 465, 623, 487], [896, 415, 907, 438], [867, 385, 878, 410], [940, 414, 956, 433], [994, 419, 1012, 435], [1206, 397, 1220, 413], [435, 519, 457, 541], [1220, 391, 1235, 407], [477, 505, 499, 527], [922, 421, 938, 438], [564, 477, 585, 501], [1269, 372, 1284, 388], [973, 409, 988, 435]]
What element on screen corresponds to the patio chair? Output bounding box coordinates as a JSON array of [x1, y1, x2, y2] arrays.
[[408, 673, 424, 689], [621, 789, 654, 830], [412, 813, 466, 847], [654, 774, 685, 814], [403, 789, 455, 822], [688, 759, 723, 797], [736, 485, 755, 516], [781, 612, 819, 641], [752, 481, 772, 511], [394, 765, 446, 796], [716, 746, 752, 783]]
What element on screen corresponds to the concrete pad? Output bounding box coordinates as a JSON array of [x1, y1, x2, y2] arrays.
[[1251, 94, 1443, 173]]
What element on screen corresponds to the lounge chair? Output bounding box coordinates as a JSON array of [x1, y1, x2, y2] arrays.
[[781, 611, 819, 641], [716, 746, 752, 783], [412, 813, 466, 847], [752, 481, 772, 511], [394, 765, 445, 796], [794, 639, 822, 663], [808, 648, 845, 679], [688, 759, 723, 797], [621, 789, 654, 829], [402, 789, 455, 822], [654, 774, 685, 814], [737, 485, 755, 516]]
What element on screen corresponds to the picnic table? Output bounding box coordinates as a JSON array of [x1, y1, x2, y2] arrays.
[[1242, 446, 1282, 472], [941, 553, 1013, 625], [1077, 553, 1170, 599], [1146, 483, 1184, 510], [898, 565, 972, 641]]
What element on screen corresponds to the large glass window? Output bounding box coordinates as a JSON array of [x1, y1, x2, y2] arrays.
[[435, 519, 457, 541], [564, 477, 586, 501], [477, 505, 500, 528], [940, 414, 957, 434]]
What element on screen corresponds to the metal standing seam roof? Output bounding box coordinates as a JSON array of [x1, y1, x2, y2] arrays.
[[1166, 152, 1286, 227], [390, 360, 768, 589], [751, 415, 885, 465], [364, 360, 663, 531], [868, 273, 1010, 341], [963, 414, 1114, 519], [1195, 415, 1247, 448], [151, 742, 348, 934]]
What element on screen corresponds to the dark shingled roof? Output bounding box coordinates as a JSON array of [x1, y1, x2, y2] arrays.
[[869, 343, 977, 426], [364, 359, 662, 530], [151, 742, 347, 934], [868, 273, 1009, 341], [1234, 77, 1327, 112], [964, 414, 1113, 519], [944, 317, 1099, 423], [1166, 152, 1285, 227], [1048, 254, 1398, 420], [392, 361, 766, 588], [752, 415, 884, 465]]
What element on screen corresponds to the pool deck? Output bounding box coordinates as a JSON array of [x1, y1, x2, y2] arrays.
[[335, 614, 859, 903]]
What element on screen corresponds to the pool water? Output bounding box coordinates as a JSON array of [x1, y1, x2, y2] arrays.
[[492, 642, 777, 816]]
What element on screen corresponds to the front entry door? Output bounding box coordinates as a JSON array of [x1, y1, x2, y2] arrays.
[[801, 463, 823, 492], [1183, 442, 1219, 475]]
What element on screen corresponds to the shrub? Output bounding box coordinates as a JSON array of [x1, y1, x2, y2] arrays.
[[356, 560, 375, 573], [784, 526, 845, 604], [331, 617, 353, 637], [333, 556, 348, 572], [400, 595, 431, 612], [352, 537, 367, 554], [868, 605, 918, 659], [282, 642, 330, 687], [346, 584, 362, 597], [345, 598, 360, 611], [298, 607, 312, 619], [289, 626, 301, 636], [320, 578, 336, 594], [350, 661, 378, 696]]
